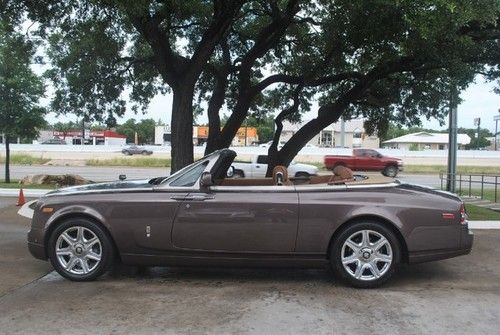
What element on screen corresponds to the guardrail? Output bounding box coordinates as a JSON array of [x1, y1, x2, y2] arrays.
[[439, 173, 500, 203]]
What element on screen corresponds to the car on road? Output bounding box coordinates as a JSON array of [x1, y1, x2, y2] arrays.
[[324, 148, 403, 177], [121, 145, 153, 156], [25, 149, 473, 288], [232, 155, 318, 178]]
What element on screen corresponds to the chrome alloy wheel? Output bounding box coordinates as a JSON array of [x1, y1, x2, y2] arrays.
[[341, 229, 393, 281], [55, 226, 102, 275]]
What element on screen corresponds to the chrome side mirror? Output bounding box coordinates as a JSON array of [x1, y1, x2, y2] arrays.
[[200, 172, 214, 188]]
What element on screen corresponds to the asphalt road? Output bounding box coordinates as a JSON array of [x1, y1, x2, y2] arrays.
[[0, 199, 499, 334]]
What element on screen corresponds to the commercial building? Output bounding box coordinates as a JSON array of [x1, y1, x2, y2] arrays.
[[280, 119, 380, 148], [154, 125, 259, 146], [36, 130, 127, 145], [383, 132, 471, 150]]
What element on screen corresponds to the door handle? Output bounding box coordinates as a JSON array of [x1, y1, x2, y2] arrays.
[[170, 195, 187, 200]]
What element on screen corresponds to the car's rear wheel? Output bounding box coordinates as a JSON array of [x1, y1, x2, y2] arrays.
[[295, 172, 310, 178], [142, 151, 150, 155], [233, 170, 245, 178], [382, 165, 398, 177], [123, 151, 131, 156], [330, 222, 400, 288], [47, 218, 114, 281]]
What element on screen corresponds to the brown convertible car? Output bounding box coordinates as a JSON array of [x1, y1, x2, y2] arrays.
[[26, 149, 473, 288]]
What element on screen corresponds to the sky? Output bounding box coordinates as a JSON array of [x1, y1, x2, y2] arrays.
[[44, 77, 500, 134]]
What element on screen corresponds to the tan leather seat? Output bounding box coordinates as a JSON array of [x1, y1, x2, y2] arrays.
[[272, 165, 293, 186], [329, 165, 354, 184]]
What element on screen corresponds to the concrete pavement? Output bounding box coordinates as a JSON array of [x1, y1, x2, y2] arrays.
[[0, 198, 500, 334]]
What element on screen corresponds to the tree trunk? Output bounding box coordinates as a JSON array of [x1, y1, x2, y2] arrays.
[[4, 135, 10, 183], [170, 86, 195, 173], [216, 97, 252, 149], [204, 74, 227, 155]]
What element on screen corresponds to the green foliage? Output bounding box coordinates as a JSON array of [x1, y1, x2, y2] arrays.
[[0, 20, 46, 181], [0, 154, 50, 165], [115, 118, 156, 144], [86, 157, 171, 168], [0, 23, 46, 140], [409, 143, 420, 151]]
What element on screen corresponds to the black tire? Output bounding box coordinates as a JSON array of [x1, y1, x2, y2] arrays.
[[295, 172, 310, 178], [141, 151, 149, 155], [123, 151, 131, 156], [233, 170, 245, 178], [47, 218, 115, 281], [330, 221, 401, 288], [382, 165, 398, 177]]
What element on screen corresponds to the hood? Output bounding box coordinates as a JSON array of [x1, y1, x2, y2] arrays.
[[45, 179, 154, 196]]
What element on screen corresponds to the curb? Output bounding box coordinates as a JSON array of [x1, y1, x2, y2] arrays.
[[0, 188, 50, 197]]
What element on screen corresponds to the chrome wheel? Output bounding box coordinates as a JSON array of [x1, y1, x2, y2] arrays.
[[55, 226, 102, 275], [341, 229, 393, 281]]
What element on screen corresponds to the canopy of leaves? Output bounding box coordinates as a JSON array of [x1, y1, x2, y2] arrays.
[[0, 21, 46, 140], [115, 118, 157, 144]]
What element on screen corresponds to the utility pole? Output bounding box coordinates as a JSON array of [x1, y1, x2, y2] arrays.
[[340, 117, 345, 147], [494, 109, 500, 151], [446, 85, 458, 193], [474, 117, 481, 149]]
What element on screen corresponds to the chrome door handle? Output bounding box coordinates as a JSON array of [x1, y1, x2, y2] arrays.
[[187, 195, 215, 201], [170, 195, 187, 200]]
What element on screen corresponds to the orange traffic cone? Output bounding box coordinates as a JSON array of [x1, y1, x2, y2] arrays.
[[17, 188, 26, 206]]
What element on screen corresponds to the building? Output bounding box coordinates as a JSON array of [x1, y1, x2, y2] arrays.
[[36, 130, 127, 145], [154, 125, 259, 146], [281, 119, 380, 148], [383, 132, 471, 150]]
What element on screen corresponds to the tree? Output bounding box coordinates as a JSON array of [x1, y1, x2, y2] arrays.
[[116, 118, 156, 144], [53, 121, 79, 139], [15, 0, 500, 174], [0, 22, 46, 182]]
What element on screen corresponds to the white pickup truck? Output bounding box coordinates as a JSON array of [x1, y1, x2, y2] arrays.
[[231, 155, 319, 178]]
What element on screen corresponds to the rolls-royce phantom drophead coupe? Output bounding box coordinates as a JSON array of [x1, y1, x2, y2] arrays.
[[25, 149, 473, 288]]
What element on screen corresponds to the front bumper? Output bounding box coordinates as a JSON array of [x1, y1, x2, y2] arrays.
[[409, 225, 473, 264], [27, 227, 47, 260]]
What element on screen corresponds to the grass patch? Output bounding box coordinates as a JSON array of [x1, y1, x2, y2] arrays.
[[0, 180, 56, 189], [465, 204, 500, 220], [457, 189, 499, 203], [0, 154, 50, 165], [86, 157, 171, 168], [404, 165, 500, 175]]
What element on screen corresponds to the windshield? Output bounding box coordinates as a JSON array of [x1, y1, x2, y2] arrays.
[[159, 149, 223, 185]]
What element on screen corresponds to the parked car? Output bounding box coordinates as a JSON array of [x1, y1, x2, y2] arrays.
[[41, 138, 67, 145], [232, 154, 318, 178], [122, 145, 153, 156], [24, 149, 472, 288], [259, 140, 285, 149], [324, 148, 403, 177]]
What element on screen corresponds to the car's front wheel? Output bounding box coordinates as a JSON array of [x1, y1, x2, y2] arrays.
[[47, 218, 115, 281], [330, 222, 400, 288], [382, 165, 398, 177]]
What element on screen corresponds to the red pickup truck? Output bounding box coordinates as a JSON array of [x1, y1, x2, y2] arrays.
[[324, 148, 403, 177]]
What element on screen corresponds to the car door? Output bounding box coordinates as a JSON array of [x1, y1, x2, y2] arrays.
[[252, 155, 268, 178], [171, 185, 299, 252]]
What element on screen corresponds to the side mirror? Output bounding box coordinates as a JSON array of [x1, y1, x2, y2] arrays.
[[200, 172, 214, 188], [226, 166, 235, 178]]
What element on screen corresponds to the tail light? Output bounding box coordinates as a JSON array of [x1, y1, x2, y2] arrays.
[[460, 203, 468, 225]]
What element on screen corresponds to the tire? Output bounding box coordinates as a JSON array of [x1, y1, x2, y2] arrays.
[[330, 221, 401, 288], [295, 172, 310, 178], [382, 165, 398, 177], [47, 218, 115, 281], [123, 151, 131, 156], [233, 170, 245, 178], [141, 151, 149, 155]]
